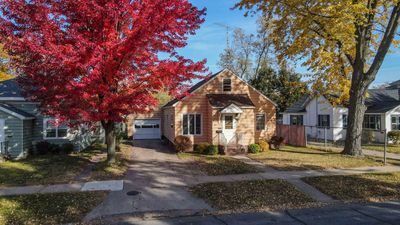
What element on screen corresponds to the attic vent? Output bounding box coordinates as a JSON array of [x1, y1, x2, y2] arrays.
[[223, 79, 232, 92]]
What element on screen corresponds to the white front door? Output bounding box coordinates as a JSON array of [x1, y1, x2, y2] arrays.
[[0, 119, 4, 142], [222, 114, 236, 144]]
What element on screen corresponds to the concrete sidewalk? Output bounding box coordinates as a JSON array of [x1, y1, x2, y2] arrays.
[[0, 180, 124, 196], [364, 149, 400, 160], [95, 200, 400, 225]]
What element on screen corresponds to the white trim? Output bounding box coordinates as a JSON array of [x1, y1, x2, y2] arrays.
[[255, 113, 267, 131], [0, 106, 34, 120], [171, 68, 278, 107], [0, 97, 26, 101], [221, 104, 243, 114], [181, 113, 202, 136], [43, 118, 69, 140]]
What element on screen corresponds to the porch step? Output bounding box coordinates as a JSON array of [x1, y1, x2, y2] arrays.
[[224, 146, 246, 155]]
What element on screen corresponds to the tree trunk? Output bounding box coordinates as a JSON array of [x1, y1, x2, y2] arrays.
[[102, 121, 116, 164], [342, 73, 368, 156]]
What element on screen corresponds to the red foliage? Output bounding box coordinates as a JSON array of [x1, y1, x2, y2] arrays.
[[0, 0, 207, 125]]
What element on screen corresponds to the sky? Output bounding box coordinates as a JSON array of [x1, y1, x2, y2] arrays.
[[179, 0, 400, 86]]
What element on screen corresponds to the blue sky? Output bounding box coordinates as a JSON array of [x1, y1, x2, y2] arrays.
[[179, 0, 399, 86]]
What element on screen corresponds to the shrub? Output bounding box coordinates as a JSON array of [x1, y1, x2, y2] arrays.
[[388, 131, 400, 145], [35, 141, 54, 155], [248, 144, 261, 154], [60, 143, 75, 154], [258, 140, 269, 152], [268, 136, 285, 150], [218, 145, 226, 155], [194, 142, 210, 154], [174, 135, 192, 152], [205, 145, 218, 155]]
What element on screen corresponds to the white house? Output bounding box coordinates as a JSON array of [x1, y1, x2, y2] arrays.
[[282, 80, 400, 143]]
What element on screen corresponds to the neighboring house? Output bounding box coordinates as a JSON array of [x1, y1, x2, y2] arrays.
[[282, 80, 400, 143], [0, 79, 99, 159], [127, 69, 277, 150]]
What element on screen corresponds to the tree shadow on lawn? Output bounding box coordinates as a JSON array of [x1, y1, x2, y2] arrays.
[[303, 173, 400, 202]]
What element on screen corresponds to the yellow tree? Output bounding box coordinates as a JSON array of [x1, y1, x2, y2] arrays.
[[0, 44, 13, 81], [236, 0, 400, 156]]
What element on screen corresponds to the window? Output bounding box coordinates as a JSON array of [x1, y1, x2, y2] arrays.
[[343, 114, 348, 128], [44, 119, 68, 139], [391, 116, 400, 130], [256, 114, 266, 130], [290, 115, 304, 125], [182, 113, 201, 135], [318, 115, 330, 128], [224, 115, 234, 129], [223, 78, 232, 92], [363, 115, 381, 130]]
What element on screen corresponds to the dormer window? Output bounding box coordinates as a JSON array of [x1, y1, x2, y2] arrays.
[[223, 78, 232, 92]]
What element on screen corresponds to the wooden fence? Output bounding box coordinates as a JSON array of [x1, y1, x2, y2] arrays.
[[276, 124, 306, 147]]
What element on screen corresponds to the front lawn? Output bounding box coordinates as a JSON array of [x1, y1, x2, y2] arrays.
[[0, 191, 107, 225], [248, 146, 383, 171], [190, 179, 317, 211], [0, 143, 132, 187], [302, 172, 400, 202], [178, 153, 260, 176], [362, 144, 400, 154]]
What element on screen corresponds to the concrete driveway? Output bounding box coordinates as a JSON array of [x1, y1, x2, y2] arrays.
[[85, 140, 212, 221]]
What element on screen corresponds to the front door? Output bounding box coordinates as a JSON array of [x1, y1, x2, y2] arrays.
[[222, 114, 236, 144]]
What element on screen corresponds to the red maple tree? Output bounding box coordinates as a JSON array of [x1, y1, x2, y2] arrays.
[[0, 0, 207, 162]]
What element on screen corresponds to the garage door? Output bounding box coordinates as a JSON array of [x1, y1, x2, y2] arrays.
[[133, 119, 161, 140]]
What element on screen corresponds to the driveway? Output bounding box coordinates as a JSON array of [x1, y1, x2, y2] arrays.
[[85, 140, 212, 221]]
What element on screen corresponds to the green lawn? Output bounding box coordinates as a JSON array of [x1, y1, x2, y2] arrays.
[[362, 144, 400, 154], [303, 172, 400, 202], [0, 143, 131, 187], [248, 146, 383, 171], [191, 180, 317, 211], [178, 153, 260, 176], [0, 191, 107, 225]]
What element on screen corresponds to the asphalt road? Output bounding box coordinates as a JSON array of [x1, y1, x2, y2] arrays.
[[103, 201, 400, 225]]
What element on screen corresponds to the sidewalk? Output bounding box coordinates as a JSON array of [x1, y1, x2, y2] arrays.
[[0, 180, 124, 196], [364, 149, 400, 160]]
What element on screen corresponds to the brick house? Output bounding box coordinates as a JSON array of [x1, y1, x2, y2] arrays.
[[128, 69, 277, 151]]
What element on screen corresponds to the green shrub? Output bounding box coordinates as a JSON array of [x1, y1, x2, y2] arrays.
[[174, 135, 192, 152], [248, 144, 261, 154], [194, 142, 210, 154], [388, 131, 400, 145], [258, 140, 269, 152], [205, 145, 218, 155], [60, 143, 75, 154]]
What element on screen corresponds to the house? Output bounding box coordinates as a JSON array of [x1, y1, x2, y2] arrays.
[[127, 69, 277, 151], [0, 79, 99, 159], [282, 81, 400, 143]]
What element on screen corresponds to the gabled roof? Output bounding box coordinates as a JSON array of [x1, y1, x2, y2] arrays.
[[0, 79, 25, 99], [163, 69, 277, 108], [163, 70, 222, 107], [284, 88, 400, 114], [387, 80, 400, 89], [0, 103, 35, 120], [365, 89, 400, 113], [284, 95, 311, 113], [207, 94, 255, 108]]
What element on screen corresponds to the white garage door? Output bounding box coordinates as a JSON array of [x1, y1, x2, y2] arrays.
[[133, 119, 161, 140]]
